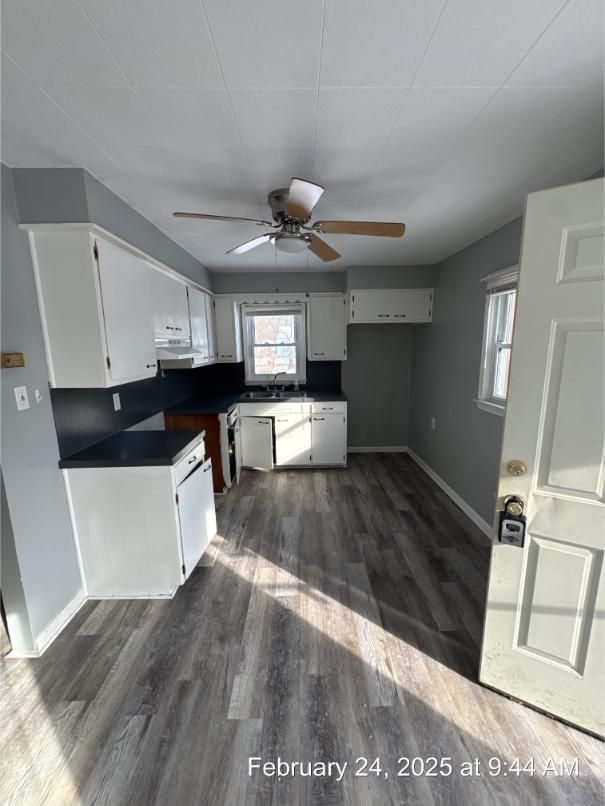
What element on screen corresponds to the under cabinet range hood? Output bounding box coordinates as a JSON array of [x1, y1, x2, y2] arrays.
[[157, 345, 209, 368]]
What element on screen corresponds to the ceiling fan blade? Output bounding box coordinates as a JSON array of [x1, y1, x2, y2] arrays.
[[313, 220, 406, 237], [173, 211, 275, 226], [307, 234, 340, 262], [286, 178, 324, 221], [226, 233, 273, 255]]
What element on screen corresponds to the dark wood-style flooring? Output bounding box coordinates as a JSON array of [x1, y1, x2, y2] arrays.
[[1, 453, 603, 805]]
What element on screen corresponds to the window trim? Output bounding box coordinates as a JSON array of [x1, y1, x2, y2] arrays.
[[241, 303, 307, 385], [476, 266, 519, 416]]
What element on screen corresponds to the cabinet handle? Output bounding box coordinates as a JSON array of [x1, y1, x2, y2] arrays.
[[313, 417, 325, 421], [203, 465, 211, 472], [221, 354, 233, 358], [175, 327, 183, 331], [188, 456, 197, 464], [393, 314, 407, 318], [321, 407, 334, 410], [276, 419, 288, 422], [166, 325, 174, 330], [377, 314, 390, 318], [314, 352, 325, 356], [146, 363, 156, 368]]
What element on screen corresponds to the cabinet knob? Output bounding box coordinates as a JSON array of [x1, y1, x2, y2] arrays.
[[188, 456, 197, 464]]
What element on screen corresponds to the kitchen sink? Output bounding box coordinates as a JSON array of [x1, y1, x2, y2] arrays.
[[240, 391, 303, 400]]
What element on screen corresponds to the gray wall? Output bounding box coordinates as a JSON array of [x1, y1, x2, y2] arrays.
[[343, 325, 412, 448], [11, 168, 211, 290], [212, 271, 345, 294], [1, 164, 83, 644], [408, 218, 523, 523]]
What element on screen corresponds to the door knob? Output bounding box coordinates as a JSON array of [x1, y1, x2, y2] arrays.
[[507, 460, 527, 477]]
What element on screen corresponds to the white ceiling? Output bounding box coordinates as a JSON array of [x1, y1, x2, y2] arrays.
[[1, 0, 603, 273]]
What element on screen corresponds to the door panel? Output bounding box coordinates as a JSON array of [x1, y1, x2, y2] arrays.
[[188, 286, 211, 362], [96, 240, 157, 383], [240, 417, 273, 470], [177, 458, 216, 579], [480, 178, 604, 736], [311, 414, 346, 465], [275, 414, 311, 466]]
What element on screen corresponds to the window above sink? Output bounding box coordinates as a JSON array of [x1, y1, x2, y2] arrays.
[[242, 304, 307, 385]]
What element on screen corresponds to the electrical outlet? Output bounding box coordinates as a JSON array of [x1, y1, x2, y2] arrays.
[[14, 385, 30, 411], [112, 392, 121, 411], [430, 417, 436, 430]]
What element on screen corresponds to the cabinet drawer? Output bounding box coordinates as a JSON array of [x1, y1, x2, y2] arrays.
[[173, 438, 205, 487], [310, 401, 346, 414]]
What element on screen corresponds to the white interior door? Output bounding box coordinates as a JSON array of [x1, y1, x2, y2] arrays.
[[177, 458, 216, 579], [274, 414, 312, 466], [480, 178, 605, 736]]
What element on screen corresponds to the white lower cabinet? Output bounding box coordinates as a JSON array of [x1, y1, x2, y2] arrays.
[[238, 401, 347, 468], [274, 414, 312, 466], [64, 443, 216, 598], [311, 414, 347, 466], [240, 417, 273, 470]]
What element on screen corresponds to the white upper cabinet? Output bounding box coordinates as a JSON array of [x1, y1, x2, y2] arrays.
[[96, 240, 158, 384], [349, 288, 433, 323], [307, 294, 347, 361], [28, 227, 158, 388], [148, 269, 190, 341], [214, 297, 243, 362], [188, 286, 213, 364]]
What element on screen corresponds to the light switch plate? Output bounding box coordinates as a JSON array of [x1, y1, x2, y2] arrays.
[[112, 392, 121, 411], [14, 385, 30, 411], [35, 388, 43, 404]]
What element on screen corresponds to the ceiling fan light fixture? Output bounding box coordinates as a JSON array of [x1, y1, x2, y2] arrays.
[[271, 233, 309, 254]]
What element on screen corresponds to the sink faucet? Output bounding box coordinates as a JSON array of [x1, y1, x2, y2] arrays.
[[269, 371, 287, 392]]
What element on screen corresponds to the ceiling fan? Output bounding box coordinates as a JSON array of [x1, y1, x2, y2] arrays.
[[173, 177, 406, 262]]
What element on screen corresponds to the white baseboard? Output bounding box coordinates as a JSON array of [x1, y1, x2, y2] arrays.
[[405, 448, 493, 539], [348, 445, 408, 453], [7, 588, 87, 658]]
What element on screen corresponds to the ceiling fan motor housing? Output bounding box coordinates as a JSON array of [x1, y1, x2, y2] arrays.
[[268, 187, 292, 223]]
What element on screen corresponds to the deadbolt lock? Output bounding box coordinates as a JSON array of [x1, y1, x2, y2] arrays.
[[507, 459, 528, 477], [503, 495, 525, 517]]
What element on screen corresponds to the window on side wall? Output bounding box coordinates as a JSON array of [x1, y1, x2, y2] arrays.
[[476, 266, 519, 416], [242, 304, 306, 385]]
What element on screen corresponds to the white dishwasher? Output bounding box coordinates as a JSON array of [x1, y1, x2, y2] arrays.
[[240, 417, 273, 470], [176, 456, 216, 579]]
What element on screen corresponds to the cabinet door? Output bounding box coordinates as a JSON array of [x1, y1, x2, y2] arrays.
[[177, 458, 216, 579], [149, 269, 190, 339], [308, 295, 347, 360], [215, 298, 243, 362], [350, 288, 432, 322], [240, 417, 273, 469], [96, 239, 157, 384], [205, 293, 216, 363], [274, 414, 312, 466], [311, 414, 347, 465], [188, 287, 211, 362]]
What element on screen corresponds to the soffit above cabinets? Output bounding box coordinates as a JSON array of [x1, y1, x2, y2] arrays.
[[1, 0, 603, 272]]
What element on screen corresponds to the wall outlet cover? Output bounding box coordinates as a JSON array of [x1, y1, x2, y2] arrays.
[[14, 385, 30, 411], [112, 392, 121, 411]]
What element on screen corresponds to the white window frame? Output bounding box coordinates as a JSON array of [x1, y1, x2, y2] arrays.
[[476, 266, 519, 417], [242, 303, 307, 385]]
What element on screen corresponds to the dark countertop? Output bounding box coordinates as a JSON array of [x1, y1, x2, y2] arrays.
[[164, 391, 347, 416], [164, 393, 241, 416], [59, 430, 205, 469]]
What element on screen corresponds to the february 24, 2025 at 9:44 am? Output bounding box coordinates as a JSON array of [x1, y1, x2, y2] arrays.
[[248, 755, 581, 782]]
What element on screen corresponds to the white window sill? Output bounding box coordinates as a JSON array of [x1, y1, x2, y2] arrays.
[[474, 399, 506, 417]]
